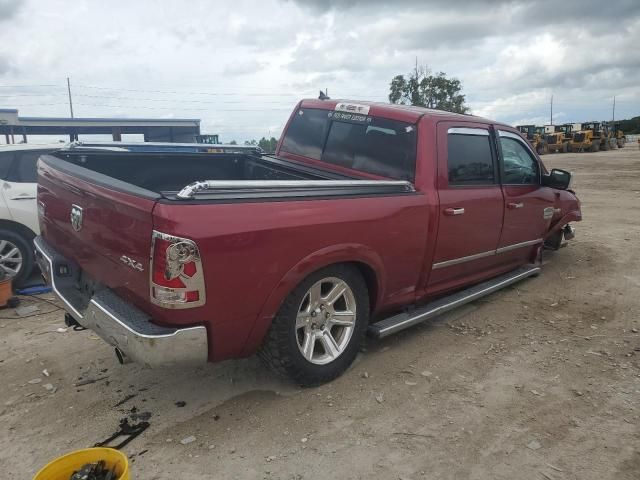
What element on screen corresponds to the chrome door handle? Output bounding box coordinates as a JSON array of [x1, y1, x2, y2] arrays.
[[507, 202, 524, 209], [444, 207, 465, 216]]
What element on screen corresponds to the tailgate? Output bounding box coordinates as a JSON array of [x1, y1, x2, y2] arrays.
[[37, 155, 157, 307]]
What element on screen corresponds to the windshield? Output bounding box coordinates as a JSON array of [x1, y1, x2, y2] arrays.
[[280, 107, 417, 181]]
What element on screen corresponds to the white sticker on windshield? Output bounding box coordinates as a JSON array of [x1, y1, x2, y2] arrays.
[[335, 102, 370, 115]]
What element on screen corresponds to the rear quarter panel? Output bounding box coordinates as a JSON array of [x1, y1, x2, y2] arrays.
[[153, 193, 432, 360]]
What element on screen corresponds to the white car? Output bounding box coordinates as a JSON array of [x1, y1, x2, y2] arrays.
[[0, 144, 62, 285]]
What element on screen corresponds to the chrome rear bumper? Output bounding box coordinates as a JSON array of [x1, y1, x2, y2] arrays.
[[34, 236, 208, 367]]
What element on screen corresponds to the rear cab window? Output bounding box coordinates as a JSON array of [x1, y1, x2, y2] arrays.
[[280, 106, 417, 181]]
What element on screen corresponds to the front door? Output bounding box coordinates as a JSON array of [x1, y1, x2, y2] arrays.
[[495, 130, 555, 265], [427, 122, 504, 294]]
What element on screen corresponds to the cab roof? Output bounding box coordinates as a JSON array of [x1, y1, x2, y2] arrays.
[[299, 98, 504, 127]]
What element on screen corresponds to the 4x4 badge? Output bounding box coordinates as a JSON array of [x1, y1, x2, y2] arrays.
[[70, 204, 83, 232]]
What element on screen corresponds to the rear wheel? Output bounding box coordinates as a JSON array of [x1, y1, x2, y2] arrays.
[[0, 229, 34, 287], [259, 264, 369, 386]]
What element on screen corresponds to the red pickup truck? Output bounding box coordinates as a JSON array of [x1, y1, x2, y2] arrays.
[[35, 99, 581, 385]]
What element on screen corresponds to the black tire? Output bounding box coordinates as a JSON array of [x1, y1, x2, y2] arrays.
[[543, 230, 563, 251], [0, 228, 34, 287], [258, 264, 369, 386]]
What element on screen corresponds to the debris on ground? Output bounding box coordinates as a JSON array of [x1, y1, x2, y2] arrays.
[[375, 393, 385, 403], [527, 440, 542, 450], [56, 327, 68, 333], [95, 417, 150, 449], [174, 401, 186, 407], [180, 436, 196, 445], [15, 305, 40, 317], [74, 376, 109, 387], [113, 394, 137, 407]]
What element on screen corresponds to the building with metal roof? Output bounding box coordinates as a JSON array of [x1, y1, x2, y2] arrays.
[[0, 108, 201, 143]]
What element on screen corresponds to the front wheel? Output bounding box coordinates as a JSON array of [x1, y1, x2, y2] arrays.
[[259, 264, 369, 386]]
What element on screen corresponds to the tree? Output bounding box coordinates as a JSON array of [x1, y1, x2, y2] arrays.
[[258, 136, 278, 153], [389, 66, 469, 114]]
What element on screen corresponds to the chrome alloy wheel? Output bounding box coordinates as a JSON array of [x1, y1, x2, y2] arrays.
[[296, 277, 357, 365], [0, 240, 22, 277]]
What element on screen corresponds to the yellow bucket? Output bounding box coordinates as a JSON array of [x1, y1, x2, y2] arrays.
[[32, 447, 129, 480]]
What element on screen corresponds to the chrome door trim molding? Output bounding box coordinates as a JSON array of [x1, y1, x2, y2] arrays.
[[447, 127, 489, 136], [432, 238, 543, 269], [432, 249, 496, 270], [495, 238, 543, 254]]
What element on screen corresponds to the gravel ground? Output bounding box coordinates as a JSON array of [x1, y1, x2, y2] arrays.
[[1, 144, 639, 480]]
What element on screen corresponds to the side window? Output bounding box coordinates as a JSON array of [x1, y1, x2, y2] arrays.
[[7, 151, 47, 183], [447, 129, 495, 185], [0, 152, 15, 180], [499, 135, 539, 185]]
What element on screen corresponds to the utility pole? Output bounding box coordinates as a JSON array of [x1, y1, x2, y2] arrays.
[[612, 96, 616, 122], [66, 77, 74, 118], [550, 94, 553, 125]]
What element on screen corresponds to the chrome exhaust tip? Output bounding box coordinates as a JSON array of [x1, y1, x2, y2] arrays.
[[115, 347, 131, 365]]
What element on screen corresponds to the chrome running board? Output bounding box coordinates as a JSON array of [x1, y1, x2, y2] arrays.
[[368, 265, 540, 338]]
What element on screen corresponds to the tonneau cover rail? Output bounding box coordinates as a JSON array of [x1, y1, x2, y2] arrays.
[[176, 179, 415, 199], [61, 141, 263, 155]]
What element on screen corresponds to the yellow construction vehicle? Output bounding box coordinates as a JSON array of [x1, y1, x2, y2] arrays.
[[611, 122, 626, 148], [545, 124, 572, 153], [516, 125, 547, 154], [569, 122, 601, 152]]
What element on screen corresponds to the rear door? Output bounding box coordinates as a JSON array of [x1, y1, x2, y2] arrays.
[[495, 129, 555, 263], [2, 149, 50, 234], [427, 122, 504, 294]]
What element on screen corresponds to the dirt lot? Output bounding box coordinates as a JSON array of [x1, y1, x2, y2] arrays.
[[2, 145, 639, 480]]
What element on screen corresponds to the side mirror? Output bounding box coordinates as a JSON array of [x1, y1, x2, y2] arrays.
[[543, 168, 572, 190]]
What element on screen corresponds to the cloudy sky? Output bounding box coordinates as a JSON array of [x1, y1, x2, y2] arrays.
[[1, 0, 639, 142]]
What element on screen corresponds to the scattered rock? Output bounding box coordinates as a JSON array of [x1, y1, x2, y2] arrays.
[[266, 455, 276, 462], [180, 436, 196, 445], [15, 305, 40, 317], [175, 401, 186, 407], [208, 444, 215, 450], [300, 437, 308, 443], [42, 369, 50, 377], [56, 327, 68, 333], [28, 378, 42, 384], [404, 381, 418, 386], [43, 383, 54, 391], [530, 389, 541, 396], [420, 371, 433, 378], [229, 448, 236, 454], [375, 393, 385, 403], [631, 328, 638, 333], [527, 440, 542, 450], [361, 372, 369, 379]]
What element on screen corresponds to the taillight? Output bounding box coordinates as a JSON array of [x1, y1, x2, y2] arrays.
[[150, 231, 205, 308]]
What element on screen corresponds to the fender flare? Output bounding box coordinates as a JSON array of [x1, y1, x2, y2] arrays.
[[240, 243, 386, 356], [546, 210, 581, 238]]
